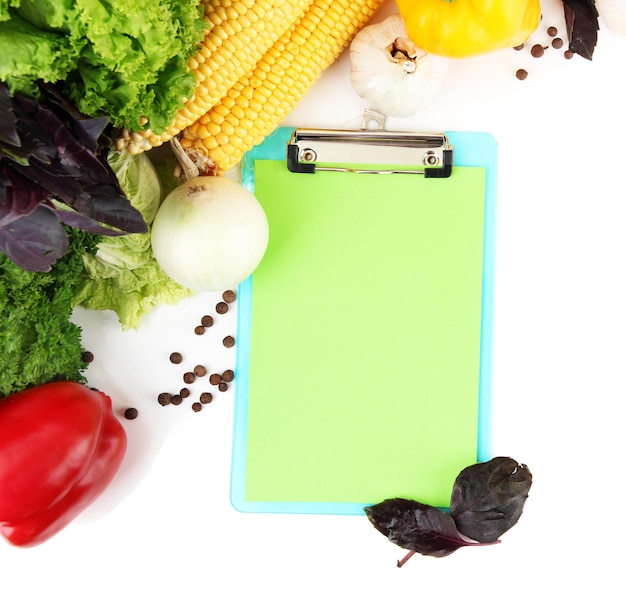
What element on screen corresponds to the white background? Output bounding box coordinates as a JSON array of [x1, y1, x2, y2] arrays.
[[3, 0, 626, 590]]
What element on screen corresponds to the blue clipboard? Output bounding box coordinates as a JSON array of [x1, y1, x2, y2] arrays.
[[230, 127, 498, 515]]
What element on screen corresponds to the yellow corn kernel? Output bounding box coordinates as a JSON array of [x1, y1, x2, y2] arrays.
[[118, 0, 311, 153], [182, 0, 384, 172]]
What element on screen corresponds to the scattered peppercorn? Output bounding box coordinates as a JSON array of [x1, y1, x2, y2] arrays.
[[218, 382, 228, 392], [81, 351, 94, 363], [192, 402, 203, 412], [171, 394, 183, 405], [513, 43, 524, 51], [222, 369, 235, 382], [194, 325, 205, 335], [170, 352, 183, 364], [200, 392, 213, 404], [552, 38, 563, 49], [194, 364, 207, 377], [209, 373, 222, 385], [564, 49, 574, 59], [201, 315, 214, 327], [222, 335, 235, 348], [158, 392, 172, 406], [222, 289, 236, 303], [547, 26, 558, 37], [530, 44, 545, 58], [180, 387, 190, 398], [183, 371, 195, 384], [124, 407, 139, 420], [215, 301, 229, 314], [515, 68, 528, 80]]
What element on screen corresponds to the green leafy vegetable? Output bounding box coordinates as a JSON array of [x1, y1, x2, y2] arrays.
[[0, 227, 100, 398], [0, 0, 206, 133], [73, 150, 194, 330], [365, 456, 532, 566]]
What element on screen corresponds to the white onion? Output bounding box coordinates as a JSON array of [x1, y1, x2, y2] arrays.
[[150, 175, 269, 292]]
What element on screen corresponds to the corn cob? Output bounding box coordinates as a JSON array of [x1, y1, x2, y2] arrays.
[[181, 0, 384, 173], [117, 0, 312, 154]]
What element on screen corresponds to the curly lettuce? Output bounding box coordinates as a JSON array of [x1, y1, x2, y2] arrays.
[[0, 0, 205, 133]]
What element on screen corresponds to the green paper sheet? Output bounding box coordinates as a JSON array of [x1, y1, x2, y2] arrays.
[[232, 130, 495, 514]]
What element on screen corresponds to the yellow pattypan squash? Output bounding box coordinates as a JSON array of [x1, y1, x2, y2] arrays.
[[395, 0, 542, 58]]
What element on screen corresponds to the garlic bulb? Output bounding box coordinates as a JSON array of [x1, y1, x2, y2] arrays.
[[595, 0, 626, 36], [349, 13, 449, 118]]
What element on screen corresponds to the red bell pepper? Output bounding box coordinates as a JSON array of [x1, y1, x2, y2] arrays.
[[0, 381, 127, 547]]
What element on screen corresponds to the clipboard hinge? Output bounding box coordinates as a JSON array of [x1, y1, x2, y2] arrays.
[[287, 128, 453, 177]]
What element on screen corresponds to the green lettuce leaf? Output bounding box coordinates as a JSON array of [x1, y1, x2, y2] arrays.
[[0, 0, 205, 132]]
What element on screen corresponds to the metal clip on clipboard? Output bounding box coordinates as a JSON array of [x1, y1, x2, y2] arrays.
[[286, 128, 454, 178]]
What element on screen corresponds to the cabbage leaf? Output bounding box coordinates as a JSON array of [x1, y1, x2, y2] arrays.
[[73, 151, 194, 330]]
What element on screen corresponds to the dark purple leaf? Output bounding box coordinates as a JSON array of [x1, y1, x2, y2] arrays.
[[0, 83, 20, 148], [450, 457, 532, 543], [38, 83, 109, 153], [0, 205, 68, 272], [365, 498, 496, 564], [0, 164, 49, 225], [563, 0, 599, 60], [54, 207, 127, 236], [0, 81, 148, 270]]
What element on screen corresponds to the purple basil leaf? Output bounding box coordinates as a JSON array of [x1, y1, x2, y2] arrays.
[[563, 0, 599, 60], [4, 84, 147, 233], [38, 83, 109, 153], [55, 207, 127, 236], [449, 457, 532, 543], [0, 164, 50, 225], [0, 83, 20, 148], [0, 204, 69, 272], [365, 498, 491, 561]]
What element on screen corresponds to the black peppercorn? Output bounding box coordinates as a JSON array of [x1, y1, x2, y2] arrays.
[[530, 44, 545, 58], [124, 407, 138, 420], [222, 335, 235, 348], [222, 289, 236, 303], [158, 392, 172, 406], [183, 371, 195, 384], [515, 68, 528, 80], [170, 352, 183, 364], [201, 315, 214, 327], [222, 369, 235, 382], [200, 392, 213, 404], [215, 301, 229, 314], [192, 402, 203, 412]]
